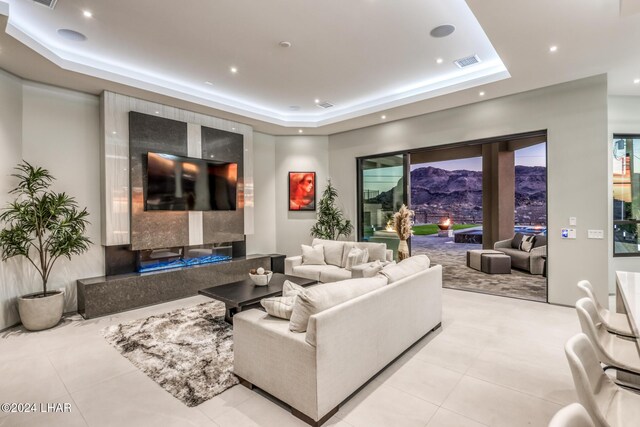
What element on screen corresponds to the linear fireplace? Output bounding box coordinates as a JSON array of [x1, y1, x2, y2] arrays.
[[104, 240, 245, 276], [137, 245, 233, 273]]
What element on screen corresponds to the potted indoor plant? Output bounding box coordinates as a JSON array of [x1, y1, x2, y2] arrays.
[[310, 179, 353, 240], [0, 162, 91, 331]]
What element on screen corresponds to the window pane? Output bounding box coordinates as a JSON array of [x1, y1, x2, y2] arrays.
[[613, 135, 640, 256]]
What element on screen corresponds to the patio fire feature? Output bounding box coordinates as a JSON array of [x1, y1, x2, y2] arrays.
[[438, 217, 452, 231]]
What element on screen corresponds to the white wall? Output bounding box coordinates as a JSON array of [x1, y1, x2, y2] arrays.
[[20, 82, 104, 325], [274, 135, 330, 257], [0, 69, 25, 329], [609, 95, 640, 292], [329, 76, 609, 307], [246, 132, 277, 254]]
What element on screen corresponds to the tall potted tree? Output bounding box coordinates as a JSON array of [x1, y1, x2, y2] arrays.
[[310, 179, 353, 240], [0, 162, 91, 331]]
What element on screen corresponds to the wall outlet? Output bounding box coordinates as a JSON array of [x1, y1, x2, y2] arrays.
[[587, 229, 604, 239], [569, 217, 577, 226]]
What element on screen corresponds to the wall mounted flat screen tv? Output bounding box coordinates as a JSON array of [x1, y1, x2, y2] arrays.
[[145, 152, 238, 211]]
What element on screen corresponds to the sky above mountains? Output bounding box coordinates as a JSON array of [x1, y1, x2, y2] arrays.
[[410, 143, 546, 172]]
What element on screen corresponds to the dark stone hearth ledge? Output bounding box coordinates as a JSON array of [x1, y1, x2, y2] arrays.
[[77, 255, 271, 319]]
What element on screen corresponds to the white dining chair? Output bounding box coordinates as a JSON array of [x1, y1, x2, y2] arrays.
[[548, 403, 594, 427], [565, 333, 640, 427], [575, 298, 640, 377], [577, 280, 635, 338]]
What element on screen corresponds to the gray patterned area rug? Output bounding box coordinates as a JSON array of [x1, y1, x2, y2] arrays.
[[103, 301, 238, 406]]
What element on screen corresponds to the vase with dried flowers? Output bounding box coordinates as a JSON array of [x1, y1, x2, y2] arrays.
[[393, 204, 414, 261]]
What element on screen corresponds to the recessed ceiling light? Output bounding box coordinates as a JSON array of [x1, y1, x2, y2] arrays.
[[479, 91, 485, 96], [57, 29, 87, 42], [634, 78, 640, 84], [232, 127, 236, 131], [204, 81, 213, 86], [279, 41, 292, 48], [83, 10, 93, 18], [314, 99, 320, 104], [436, 58, 443, 64], [112, 131, 117, 135], [298, 129, 303, 133], [549, 45, 558, 53], [230, 66, 238, 74], [381, 115, 386, 120], [155, 111, 160, 114], [430, 24, 455, 38]]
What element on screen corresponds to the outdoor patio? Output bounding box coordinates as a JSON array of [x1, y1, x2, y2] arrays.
[[412, 234, 547, 302]]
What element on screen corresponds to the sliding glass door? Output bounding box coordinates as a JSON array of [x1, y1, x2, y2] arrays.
[[357, 153, 410, 259]]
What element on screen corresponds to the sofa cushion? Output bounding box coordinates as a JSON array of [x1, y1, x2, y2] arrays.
[[533, 235, 547, 248], [292, 265, 340, 281], [511, 233, 524, 249], [519, 235, 535, 252], [345, 247, 369, 271], [301, 244, 326, 265], [380, 255, 430, 283], [497, 248, 529, 270], [319, 268, 352, 283], [356, 242, 387, 262], [283, 280, 306, 297], [289, 276, 387, 333], [311, 239, 345, 267], [261, 296, 297, 319]]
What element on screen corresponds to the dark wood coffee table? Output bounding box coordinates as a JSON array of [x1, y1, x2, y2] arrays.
[[198, 273, 316, 324]]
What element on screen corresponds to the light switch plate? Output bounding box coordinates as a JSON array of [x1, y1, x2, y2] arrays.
[[562, 228, 577, 239], [569, 217, 577, 226], [587, 229, 604, 239]]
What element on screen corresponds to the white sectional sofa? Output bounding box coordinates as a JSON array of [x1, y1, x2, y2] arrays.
[[284, 238, 394, 283], [233, 257, 442, 426]]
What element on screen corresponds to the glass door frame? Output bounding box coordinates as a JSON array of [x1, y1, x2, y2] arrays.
[[356, 151, 411, 243]]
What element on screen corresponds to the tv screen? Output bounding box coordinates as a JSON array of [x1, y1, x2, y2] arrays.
[[145, 152, 238, 211]]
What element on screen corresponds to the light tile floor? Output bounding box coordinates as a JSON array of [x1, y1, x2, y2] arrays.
[[0, 289, 580, 427]]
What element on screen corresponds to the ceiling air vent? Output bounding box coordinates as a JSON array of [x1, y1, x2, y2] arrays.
[[454, 55, 481, 68], [317, 101, 334, 109], [32, 0, 58, 8]]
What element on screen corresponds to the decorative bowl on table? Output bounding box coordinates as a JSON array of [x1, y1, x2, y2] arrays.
[[249, 268, 273, 286]]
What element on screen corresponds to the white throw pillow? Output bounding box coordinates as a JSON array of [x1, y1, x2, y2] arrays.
[[282, 280, 305, 297], [519, 235, 535, 252], [359, 242, 387, 262], [261, 296, 297, 319], [301, 244, 326, 265], [379, 255, 430, 283], [345, 248, 369, 271], [289, 276, 387, 333], [362, 260, 384, 278]]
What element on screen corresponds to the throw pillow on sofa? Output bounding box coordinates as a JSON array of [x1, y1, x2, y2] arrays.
[[379, 255, 430, 283], [345, 247, 369, 271], [261, 296, 297, 319], [289, 276, 388, 333], [362, 260, 384, 278], [519, 235, 535, 252], [282, 280, 306, 297], [301, 244, 326, 265]]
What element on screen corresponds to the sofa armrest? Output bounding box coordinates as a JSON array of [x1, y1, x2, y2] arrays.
[[285, 255, 303, 275], [494, 239, 512, 249], [385, 249, 393, 262], [528, 245, 547, 275], [233, 309, 318, 419]]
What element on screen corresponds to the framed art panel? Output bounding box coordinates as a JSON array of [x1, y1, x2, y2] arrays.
[[289, 172, 316, 211]]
